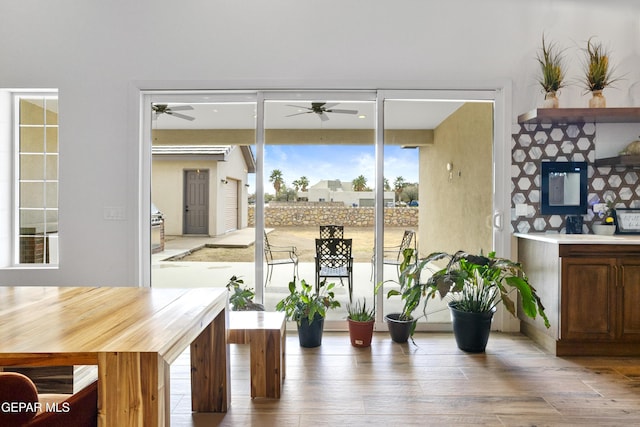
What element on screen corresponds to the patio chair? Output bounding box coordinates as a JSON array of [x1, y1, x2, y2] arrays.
[[315, 238, 353, 302], [370, 229, 416, 280], [319, 224, 344, 239], [264, 231, 299, 286]]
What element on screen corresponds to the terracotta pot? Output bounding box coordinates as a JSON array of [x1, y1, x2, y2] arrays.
[[347, 318, 375, 348]]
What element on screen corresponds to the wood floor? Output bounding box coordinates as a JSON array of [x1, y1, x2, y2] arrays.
[[169, 331, 640, 426]]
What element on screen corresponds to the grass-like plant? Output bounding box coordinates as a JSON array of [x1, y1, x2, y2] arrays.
[[536, 35, 566, 93], [582, 37, 620, 93], [346, 298, 376, 322]]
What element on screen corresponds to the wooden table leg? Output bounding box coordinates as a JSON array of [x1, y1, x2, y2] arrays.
[[97, 352, 168, 427], [190, 309, 229, 412]]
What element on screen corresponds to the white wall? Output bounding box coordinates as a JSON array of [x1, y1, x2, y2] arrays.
[[0, 0, 638, 286]]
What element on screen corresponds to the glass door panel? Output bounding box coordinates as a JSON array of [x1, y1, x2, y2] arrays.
[[150, 97, 257, 289], [381, 98, 495, 328], [262, 98, 376, 323]]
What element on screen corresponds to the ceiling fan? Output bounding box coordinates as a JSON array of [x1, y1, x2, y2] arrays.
[[152, 104, 195, 121], [286, 102, 358, 121]]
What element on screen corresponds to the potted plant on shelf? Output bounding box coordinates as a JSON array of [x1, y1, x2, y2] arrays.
[[536, 34, 566, 108], [226, 275, 264, 311], [276, 278, 340, 348], [422, 250, 550, 352], [346, 283, 382, 348], [384, 248, 431, 343], [581, 37, 621, 108]]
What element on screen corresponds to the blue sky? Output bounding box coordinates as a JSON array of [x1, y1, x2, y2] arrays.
[[254, 145, 419, 194]]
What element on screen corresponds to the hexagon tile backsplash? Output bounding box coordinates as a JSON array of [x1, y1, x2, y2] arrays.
[[511, 122, 640, 234]]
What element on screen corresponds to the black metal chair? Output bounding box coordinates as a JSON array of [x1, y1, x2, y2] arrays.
[[319, 224, 344, 239], [370, 229, 416, 280], [315, 238, 353, 302], [264, 231, 299, 286]]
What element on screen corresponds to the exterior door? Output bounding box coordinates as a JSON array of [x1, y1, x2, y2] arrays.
[[224, 178, 239, 232], [184, 170, 209, 235]]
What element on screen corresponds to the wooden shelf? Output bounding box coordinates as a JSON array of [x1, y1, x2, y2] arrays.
[[594, 154, 640, 168], [518, 107, 640, 124]]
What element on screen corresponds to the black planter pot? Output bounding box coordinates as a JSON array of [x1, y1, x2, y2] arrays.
[[384, 313, 416, 343], [297, 314, 324, 348], [449, 302, 494, 353]]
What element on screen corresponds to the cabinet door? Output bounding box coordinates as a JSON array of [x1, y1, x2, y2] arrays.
[[619, 258, 640, 340], [561, 257, 617, 341]]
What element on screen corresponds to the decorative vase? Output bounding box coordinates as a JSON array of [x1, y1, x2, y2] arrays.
[[449, 303, 494, 353], [347, 318, 375, 348], [543, 91, 559, 108], [297, 314, 324, 348], [384, 313, 416, 344], [589, 90, 606, 108]]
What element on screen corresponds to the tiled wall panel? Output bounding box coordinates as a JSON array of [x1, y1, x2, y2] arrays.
[[511, 122, 640, 234]]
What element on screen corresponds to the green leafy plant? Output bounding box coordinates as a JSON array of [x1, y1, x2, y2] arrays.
[[581, 37, 620, 93], [536, 34, 566, 93], [385, 248, 431, 323], [226, 275, 264, 311], [423, 251, 550, 328], [276, 278, 341, 324]]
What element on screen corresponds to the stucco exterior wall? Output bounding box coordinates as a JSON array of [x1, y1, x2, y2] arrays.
[[419, 103, 493, 257], [152, 146, 251, 236]]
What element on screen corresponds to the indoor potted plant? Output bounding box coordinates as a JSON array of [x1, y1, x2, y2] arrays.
[[536, 34, 566, 108], [581, 37, 620, 108], [276, 278, 340, 348], [422, 250, 550, 352], [384, 248, 431, 343], [346, 283, 382, 348], [592, 199, 617, 235], [225, 275, 264, 311]]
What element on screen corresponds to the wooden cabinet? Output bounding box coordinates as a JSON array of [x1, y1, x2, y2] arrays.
[[556, 244, 640, 355], [517, 236, 640, 356]]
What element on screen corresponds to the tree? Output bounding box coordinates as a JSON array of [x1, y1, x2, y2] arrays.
[[269, 169, 284, 195], [292, 176, 309, 192], [393, 176, 406, 203], [352, 175, 368, 191], [383, 177, 391, 191]]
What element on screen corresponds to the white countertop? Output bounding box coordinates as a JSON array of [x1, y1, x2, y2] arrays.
[[514, 232, 640, 245]]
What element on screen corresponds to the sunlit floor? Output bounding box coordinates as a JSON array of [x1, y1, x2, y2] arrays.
[[170, 331, 640, 426]]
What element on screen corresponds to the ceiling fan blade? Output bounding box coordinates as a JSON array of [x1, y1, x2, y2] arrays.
[[286, 104, 312, 110], [321, 103, 339, 110], [167, 112, 195, 121], [167, 105, 194, 112], [319, 112, 330, 121], [285, 112, 312, 117], [326, 109, 358, 115]]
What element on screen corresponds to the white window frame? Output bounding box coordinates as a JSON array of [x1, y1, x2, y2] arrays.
[[12, 91, 59, 267]]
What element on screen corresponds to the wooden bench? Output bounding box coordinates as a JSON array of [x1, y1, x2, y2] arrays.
[[227, 311, 286, 399]]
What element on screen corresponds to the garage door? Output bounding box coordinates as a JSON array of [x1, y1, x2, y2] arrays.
[[224, 178, 238, 232]]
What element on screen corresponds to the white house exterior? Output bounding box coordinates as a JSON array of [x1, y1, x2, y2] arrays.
[[301, 179, 395, 207], [152, 145, 255, 237]]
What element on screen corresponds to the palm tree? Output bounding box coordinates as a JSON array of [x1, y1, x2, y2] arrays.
[[383, 177, 391, 191], [292, 176, 310, 192], [269, 169, 284, 195], [352, 175, 368, 191], [393, 176, 406, 203]]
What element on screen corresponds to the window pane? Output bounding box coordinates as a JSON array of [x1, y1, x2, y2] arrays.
[[46, 154, 58, 180], [20, 154, 45, 180], [45, 182, 58, 208], [20, 182, 44, 208], [20, 99, 45, 125], [46, 127, 58, 152], [20, 127, 45, 152], [45, 99, 58, 125]]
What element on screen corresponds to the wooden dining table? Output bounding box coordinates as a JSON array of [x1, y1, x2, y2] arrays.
[[0, 286, 229, 427]]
